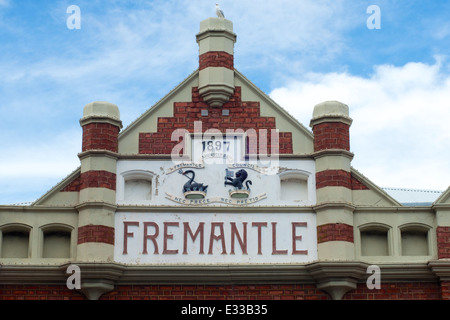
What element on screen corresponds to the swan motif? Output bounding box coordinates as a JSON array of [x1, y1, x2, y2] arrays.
[[182, 170, 208, 193]]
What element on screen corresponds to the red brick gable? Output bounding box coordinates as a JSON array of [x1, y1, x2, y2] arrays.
[[139, 86, 293, 155], [60, 173, 81, 192]]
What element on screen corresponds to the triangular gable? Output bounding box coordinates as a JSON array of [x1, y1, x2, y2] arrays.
[[33, 167, 81, 206], [118, 70, 199, 154], [233, 70, 314, 148], [118, 69, 314, 156], [31, 67, 411, 209], [32, 68, 316, 206], [350, 167, 402, 206], [435, 186, 450, 205]]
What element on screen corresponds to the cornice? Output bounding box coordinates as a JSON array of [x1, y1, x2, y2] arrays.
[[0, 261, 442, 300], [75, 201, 118, 212], [78, 150, 119, 161], [428, 260, 450, 281], [79, 115, 123, 128], [115, 205, 315, 213], [310, 115, 353, 128], [312, 149, 354, 160], [0, 205, 78, 213], [0, 261, 436, 284], [313, 202, 356, 212]]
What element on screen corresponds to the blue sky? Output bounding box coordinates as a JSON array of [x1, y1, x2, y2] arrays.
[[1, 0, 450, 204]]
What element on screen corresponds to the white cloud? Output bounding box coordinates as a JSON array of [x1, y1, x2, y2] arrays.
[[270, 58, 450, 190], [5, 0, 353, 86], [0, 130, 81, 179], [2, 0, 449, 205], [0, 129, 82, 204]]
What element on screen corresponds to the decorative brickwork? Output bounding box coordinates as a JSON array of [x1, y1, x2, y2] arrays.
[[437, 226, 450, 259], [77, 224, 115, 245], [0, 285, 84, 300], [62, 171, 116, 193], [440, 281, 450, 300], [199, 51, 233, 70], [101, 284, 330, 300], [312, 122, 350, 152], [316, 170, 351, 189], [317, 223, 354, 243], [350, 173, 370, 190], [82, 122, 120, 152], [343, 282, 440, 300], [61, 173, 81, 192], [1, 282, 442, 300], [316, 170, 369, 190], [79, 170, 116, 191], [139, 87, 293, 155]]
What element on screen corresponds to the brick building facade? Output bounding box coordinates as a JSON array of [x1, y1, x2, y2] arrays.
[[1, 16, 450, 302]]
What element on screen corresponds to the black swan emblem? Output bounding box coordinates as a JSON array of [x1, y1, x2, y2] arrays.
[[181, 170, 208, 193]]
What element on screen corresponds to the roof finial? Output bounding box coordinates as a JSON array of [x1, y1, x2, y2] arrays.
[[216, 3, 225, 18]]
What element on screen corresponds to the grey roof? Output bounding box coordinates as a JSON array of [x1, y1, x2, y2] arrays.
[[382, 187, 444, 206]]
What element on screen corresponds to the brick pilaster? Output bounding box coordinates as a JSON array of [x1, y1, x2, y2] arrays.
[[82, 122, 119, 152], [437, 226, 450, 259], [76, 101, 121, 261], [312, 122, 350, 152], [317, 223, 354, 243]]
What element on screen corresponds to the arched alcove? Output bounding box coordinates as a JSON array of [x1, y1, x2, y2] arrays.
[[41, 224, 73, 258], [122, 170, 155, 202], [400, 224, 430, 256], [359, 224, 391, 256], [278, 170, 310, 202], [0, 224, 31, 258]]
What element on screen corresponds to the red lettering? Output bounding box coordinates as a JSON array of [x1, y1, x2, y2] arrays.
[[143, 222, 159, 254], [208, 222, 226, 254], [163, 222, 179, 254], [251, 222, 267, 255], [123, 221, 139, 254], [121, 219, 310, 259], [230, 222, 247, 254], [292, 222, 308, 255], [183, 222, 205, 254], [272, 222, 288, 255]]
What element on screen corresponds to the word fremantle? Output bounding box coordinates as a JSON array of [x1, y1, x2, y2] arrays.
[[122, 220, 308, 256]]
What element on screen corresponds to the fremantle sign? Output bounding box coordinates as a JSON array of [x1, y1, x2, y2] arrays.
[[114, 212, 317, 265]]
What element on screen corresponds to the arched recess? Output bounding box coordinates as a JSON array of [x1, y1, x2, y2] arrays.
[[359, 223, 392, 256], [0, 223, 32, 258], [40, 223, 74, 259], [278, 170, 312, 202], [120, 170, 156, 203], [399, 223, 431, 256]]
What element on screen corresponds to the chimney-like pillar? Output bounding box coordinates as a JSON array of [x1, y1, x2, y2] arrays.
[[196, 17, 236, 107], [310, 101, 355, 261], [76, 101, 122, 261]]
